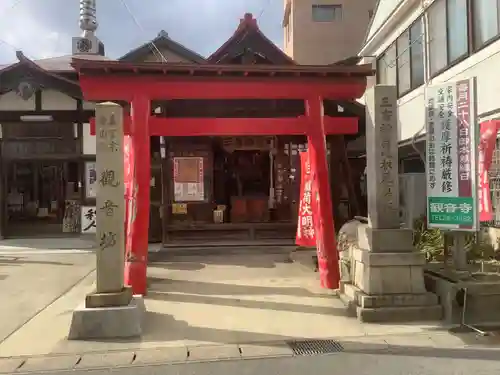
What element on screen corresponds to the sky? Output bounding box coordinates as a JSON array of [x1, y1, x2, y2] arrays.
[[0, 0, 285, 64]]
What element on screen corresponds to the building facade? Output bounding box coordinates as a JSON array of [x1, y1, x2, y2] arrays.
[[359, 0, 500, 222], [283, 0, 377, 64]]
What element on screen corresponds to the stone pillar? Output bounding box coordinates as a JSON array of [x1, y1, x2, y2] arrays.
[[93, 102, 126, 294], [338, 85, 442, 322], [68, 102, 145, 340]]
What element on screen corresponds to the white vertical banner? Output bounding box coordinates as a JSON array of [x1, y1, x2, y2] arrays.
[[425, 78, 478, 231]]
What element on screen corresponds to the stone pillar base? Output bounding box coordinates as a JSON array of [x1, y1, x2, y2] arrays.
[[68, 295, 146, 340], [339, 247, 442, 322], [339, 283, 442, 322]]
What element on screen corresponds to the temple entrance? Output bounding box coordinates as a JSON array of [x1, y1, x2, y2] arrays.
[[164, 136, 296, 244], [214, 137, 272, 224], [4, 160, 80, 237]]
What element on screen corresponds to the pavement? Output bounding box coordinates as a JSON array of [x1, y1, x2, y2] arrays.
[[2, 243, 500, 374], [0, 252, 95, 346], [3, 331, 500, 374]]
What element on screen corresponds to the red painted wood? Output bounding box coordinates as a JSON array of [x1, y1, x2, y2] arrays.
[[123, 96, 151, 295], [89, 116, 358, 136], [306, 97, 340, 290], [78, 76, 366, 101]]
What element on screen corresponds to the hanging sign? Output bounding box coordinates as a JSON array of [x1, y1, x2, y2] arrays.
[[296, 151, 317, 246], [173, 157, 204, 202], [425, 78, 479, 231], [478, 121, 499, 222], [81, 206, 97, 234], [85, 161, 97, 199]]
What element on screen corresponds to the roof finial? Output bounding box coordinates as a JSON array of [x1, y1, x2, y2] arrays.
[[237, 13, 258, 32], [158, 30, 169, 38], [79, 0, 98, 38]]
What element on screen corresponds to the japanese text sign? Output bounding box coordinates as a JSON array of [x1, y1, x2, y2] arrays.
[[425, 78, 479, 231], [296, 151, 317, 247]]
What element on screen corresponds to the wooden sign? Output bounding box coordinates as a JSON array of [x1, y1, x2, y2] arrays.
[[172, 203, 188, 215]]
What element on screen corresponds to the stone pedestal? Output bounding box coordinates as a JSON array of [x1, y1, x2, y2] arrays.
[[68, 295, 145, 340], [338, 85, 441, 322], [339, 224, 442, 322]]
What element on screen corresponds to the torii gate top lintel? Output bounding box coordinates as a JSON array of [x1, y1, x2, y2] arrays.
[[71, 58, 373, 102]]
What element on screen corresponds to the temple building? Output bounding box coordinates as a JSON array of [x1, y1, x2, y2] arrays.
[[0, 7, 369, 244]]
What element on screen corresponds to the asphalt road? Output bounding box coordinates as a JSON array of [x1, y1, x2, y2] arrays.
[[44, 350, 500, 375]]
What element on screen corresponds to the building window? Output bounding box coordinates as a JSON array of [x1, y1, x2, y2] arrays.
[[312, 4, 342, 22], [377, 43, 397, 86], [447, 0, 468, 61], [397, 30, 411, 95], [472, 0, 500, 49], [428, 0, 468, 76], [410, 18, 425, 89]]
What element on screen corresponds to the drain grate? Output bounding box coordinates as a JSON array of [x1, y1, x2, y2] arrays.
[[286, 339, 344, 356]]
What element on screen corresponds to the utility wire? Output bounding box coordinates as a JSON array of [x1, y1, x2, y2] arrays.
[[119, 0, 168, 63], [257, 0, 273, 20]]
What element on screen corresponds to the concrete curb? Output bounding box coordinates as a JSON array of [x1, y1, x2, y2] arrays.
[[1, 332, 496, 373]]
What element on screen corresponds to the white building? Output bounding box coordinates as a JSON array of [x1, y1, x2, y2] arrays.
[[359, 0, 500, 171], [358, 0, 500, 226]]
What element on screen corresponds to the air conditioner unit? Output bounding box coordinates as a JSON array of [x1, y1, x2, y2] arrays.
[[72, 35, 100, 55], [399, 173, 427, 229]]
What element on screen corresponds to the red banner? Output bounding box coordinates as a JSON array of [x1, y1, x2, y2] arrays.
[[296, 151, 317, 247], [478, 121, 499, 221]]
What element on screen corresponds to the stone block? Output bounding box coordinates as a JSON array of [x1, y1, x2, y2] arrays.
[[68, 295, 145, 340], [188, 345, 241, 361], [340, 284, 442, 322], [351, 248, 426, 267], [343, 283, 438, 308], [85, 286, 133, 308], [357, 227, 414, 253], [351, 250, 427, 295], [357, 305, 443, 323], [239, 343, 294, 358], [133, 347, 188, 364], [76, 352, 135, 369], [21, 355, 80, 372], [0, 358, 23, 374]]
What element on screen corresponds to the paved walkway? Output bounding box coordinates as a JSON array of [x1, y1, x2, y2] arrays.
[[2, 249, 500, 373], [0, 252, 95, 347], [1, 331, 500, 373]]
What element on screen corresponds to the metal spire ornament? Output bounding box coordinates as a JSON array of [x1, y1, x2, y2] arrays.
[[79, 0, 98, 38]]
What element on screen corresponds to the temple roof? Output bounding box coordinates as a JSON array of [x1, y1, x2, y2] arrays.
[[208, 13, 295, 65], [0, 51, 83, 98], [71, 57, 374, 79], [119, 30, 206, 63]]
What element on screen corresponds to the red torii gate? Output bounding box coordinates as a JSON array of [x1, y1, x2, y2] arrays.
[[73, 59, 372, 295]]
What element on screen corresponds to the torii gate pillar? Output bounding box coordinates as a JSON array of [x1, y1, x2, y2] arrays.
[[306, 97, 340, 289]]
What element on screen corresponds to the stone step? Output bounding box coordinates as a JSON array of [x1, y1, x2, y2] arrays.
[[356, 304, 443, 323]]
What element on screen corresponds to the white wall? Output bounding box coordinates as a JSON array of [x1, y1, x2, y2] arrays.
[[0, 91, 35, 111], [82, 122, 96, 155], [41, 89, 77, 111], [361, 0, 500, 143]]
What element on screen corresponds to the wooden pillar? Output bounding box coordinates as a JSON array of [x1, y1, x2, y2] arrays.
[[125, 96, 151, 295], [305, 97, 340, 289]]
